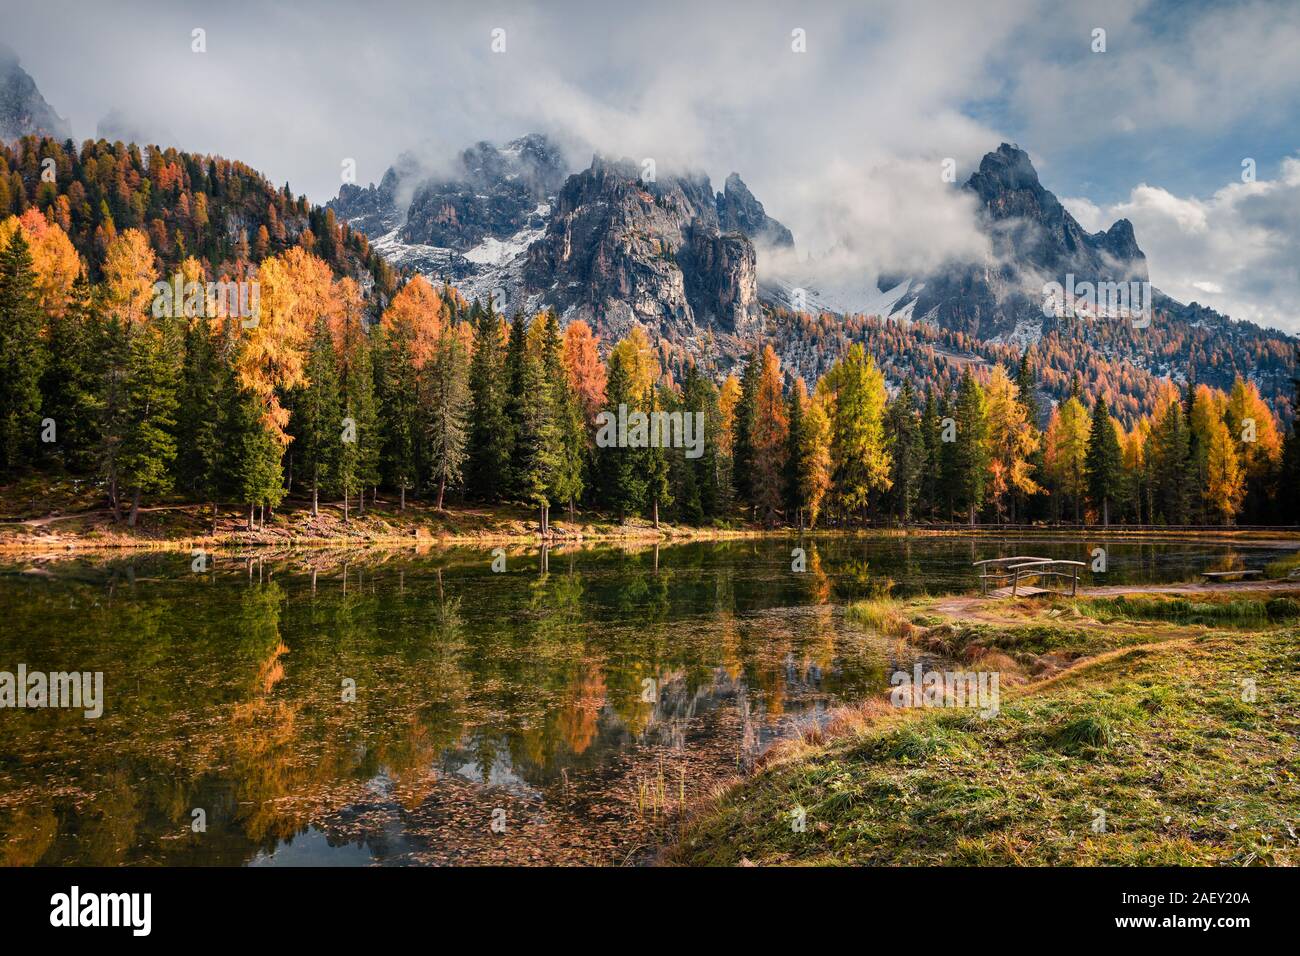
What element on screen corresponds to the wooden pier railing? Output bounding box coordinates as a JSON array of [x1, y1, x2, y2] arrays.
[[974, 557, 1088, 597]]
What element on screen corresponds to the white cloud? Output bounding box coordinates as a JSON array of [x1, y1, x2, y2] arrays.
[[1082, 157, 1300, 332]]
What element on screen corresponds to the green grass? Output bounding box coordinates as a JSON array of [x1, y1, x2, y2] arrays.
[[672, 616, 1300, 866], [1078, 594, 1300, 626]]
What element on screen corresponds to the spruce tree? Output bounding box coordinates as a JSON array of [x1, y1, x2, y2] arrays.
[[118, 321, 180, 526], [39, 272, 98, 473], [294, 317, 341, 516], [952, 370, 989, 526], [732, 347, 760, 510], [427, 324, 471, 510], [373, 322, 418, 508], [0, 231, 46, 477], [465, 303, 510, 500], [885, 380, 925, 526], [177, 316, 226, 524], [1085, 395, 1123, 526], [643, 386, 672, 528]]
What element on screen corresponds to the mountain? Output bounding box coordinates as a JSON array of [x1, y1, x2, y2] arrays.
[[0, 43, 71, 143], [523, 156, 762, 346], [330, 134, 791, 361], [333, 134, 1293, 423], [881, 143, 1148, 342]]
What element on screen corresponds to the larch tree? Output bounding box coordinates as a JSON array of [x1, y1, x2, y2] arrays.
[[983, 365, 1039, 523], [1203, 413, 1245, 525], [1044, 395, 1089, 522], [749, 344, 789, 526], [823, 343, 891, 523]]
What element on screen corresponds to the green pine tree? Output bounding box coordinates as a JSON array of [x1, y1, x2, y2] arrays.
[[1085, 395, 1124, 526], [0, 231, 47, 477]]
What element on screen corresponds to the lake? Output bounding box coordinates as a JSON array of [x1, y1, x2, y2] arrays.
[[0, 534, 1289, 865]]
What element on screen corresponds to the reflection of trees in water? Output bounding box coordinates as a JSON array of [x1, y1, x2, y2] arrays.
[[2, 539, 960, 863]]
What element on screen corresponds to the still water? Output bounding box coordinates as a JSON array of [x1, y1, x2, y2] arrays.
[[0, 535, 1286, 865]]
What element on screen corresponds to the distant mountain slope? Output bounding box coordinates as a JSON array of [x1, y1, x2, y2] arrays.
[[332, 135, 1295, 424], [2, 135, 391, 294], [0, 44, 71, 143]]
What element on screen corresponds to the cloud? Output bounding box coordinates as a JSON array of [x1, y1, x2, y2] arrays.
[[5, 0, 1299, 331], [1070, 157, 1300, 332]]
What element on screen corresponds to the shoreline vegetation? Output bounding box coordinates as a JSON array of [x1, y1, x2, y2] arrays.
[[3, 486, 1300, 554], [669, 585, 1300, 866]]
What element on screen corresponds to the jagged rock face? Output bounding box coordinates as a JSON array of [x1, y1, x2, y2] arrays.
[[717, 173, 793, 247], [400, 134, 567, 250], [524, 157, 760, 343], [0, 44, 71, 143], [906, 143, 1148, 339]]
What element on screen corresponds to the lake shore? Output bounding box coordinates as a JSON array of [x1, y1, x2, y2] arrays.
[[3, 479, 1298, 555], [669, 585, 1300, 866]]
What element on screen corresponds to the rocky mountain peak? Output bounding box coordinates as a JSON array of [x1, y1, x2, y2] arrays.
[[0, 43, 71, 143], [717, 173, 794, 247]]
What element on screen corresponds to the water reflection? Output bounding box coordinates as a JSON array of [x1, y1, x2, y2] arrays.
[[0, 536, 1286, 865]]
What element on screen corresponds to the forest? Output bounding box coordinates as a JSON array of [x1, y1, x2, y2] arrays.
[[2, 134, 1298, 531]]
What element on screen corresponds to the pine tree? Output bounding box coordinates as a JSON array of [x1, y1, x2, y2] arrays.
[[335, 282, 378, 514], [503, 310, 530, 499], [749, 345, 788, 526], [784, 381, 805, 525], [177, 316, 227, 524], [541, 313, 584, 522], [38, 271, 98, 472], [599, 350, 644, 521], [1085, 395, 1124, 526], [294, 316, 341, 516], [427, 324, 471, 510], [118, 319, 180, 526], [643, 386, 672, 528], [0, 231, 46, 476], [732, 347, 760, 511], [885, 379, 925, 526], [373, 321, 419, 508], [465, 303, 510, 500], [952, 369, 989, 526]]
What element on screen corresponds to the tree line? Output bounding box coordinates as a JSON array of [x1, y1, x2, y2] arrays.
[[1, 208, 1298, 530]]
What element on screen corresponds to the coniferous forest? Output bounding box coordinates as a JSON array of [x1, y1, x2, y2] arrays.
[[2, 134, 1298, 533]]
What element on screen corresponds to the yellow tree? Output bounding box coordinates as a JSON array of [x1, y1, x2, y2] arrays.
[[0, 210, 80, 318], [1203, 415, 1245, 524], [797, 387, 832, 527], [1224, 377, 1282, 482], [561, 319, 606, 425], [240, 247, 331, 442], [608, 324, 659, 397], [1044, 396, 1089, 521], [378, 274, 452, 370], [717, 374, 741, 460], [103, 228, 157, 326], [749, 344, 788, 524], [983, 364, 1040, 522]]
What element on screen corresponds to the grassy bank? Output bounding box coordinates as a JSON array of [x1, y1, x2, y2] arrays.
[[671, 590, 1300, 866]]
